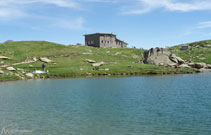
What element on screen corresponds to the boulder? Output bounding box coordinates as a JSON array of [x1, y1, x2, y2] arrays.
[[92, 62, 105, 67], [114, 52, 121, 55], [33, 57, 38, 61], [169, 54, 185, 64], [195, 63, 207, 69], [207, 64, 211, 69], [0, 56, 9, 60], [178, 64, 191, 68], [7, 67, 16, 71], [40, 57, 52, 63], [188, 63, 195, 68], [26, 73, 34, 78], [85, 59, 96, 63], [0, 70, 4, 74]]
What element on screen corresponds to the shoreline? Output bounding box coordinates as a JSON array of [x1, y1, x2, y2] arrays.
[[0, 70, 197, 83]]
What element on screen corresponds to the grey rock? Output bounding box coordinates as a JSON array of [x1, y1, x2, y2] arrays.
[[85, 59, 96, 63], [7, 67, 16, 71], [40, 57, 52, 63], [195, 63, 207, 69]]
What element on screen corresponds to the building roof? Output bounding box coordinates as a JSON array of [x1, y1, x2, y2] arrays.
[[116, 38, 128, 45], [84, 33, 116, 36]]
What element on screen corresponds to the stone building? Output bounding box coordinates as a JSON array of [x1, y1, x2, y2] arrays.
[[84, 33, 128, 48]]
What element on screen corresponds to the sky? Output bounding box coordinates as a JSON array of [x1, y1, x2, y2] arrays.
[[0, 0, 211, 49]]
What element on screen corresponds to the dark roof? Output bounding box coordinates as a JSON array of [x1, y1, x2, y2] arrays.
[[116, 38, 128, 45], [84, 33, 116, 36]]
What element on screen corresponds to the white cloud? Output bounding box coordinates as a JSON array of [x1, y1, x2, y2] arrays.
[[56, 17, 85, 30], [122, 0, 211, 14], [197, 21, 211, 28]]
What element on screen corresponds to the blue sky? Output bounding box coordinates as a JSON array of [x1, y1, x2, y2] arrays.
[[0, 0, 211, 49]]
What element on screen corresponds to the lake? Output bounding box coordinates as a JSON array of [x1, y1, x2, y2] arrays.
[[0, 73, 211, 135]]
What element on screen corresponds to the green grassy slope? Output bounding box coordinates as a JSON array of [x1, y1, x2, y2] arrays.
[[0, 41, 197, 81], [170, 40, 211, 64]]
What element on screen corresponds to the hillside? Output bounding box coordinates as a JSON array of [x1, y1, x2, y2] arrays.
[[170, 40, 211, 64], [0, 41, 199, 81]]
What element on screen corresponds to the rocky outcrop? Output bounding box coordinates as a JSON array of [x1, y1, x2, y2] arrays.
[[143, 47, 184, 66], [143, 47, 211, 72], [0, 70, 4, 74]]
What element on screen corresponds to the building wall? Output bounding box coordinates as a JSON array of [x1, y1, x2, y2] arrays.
[[99, 35, 116, 48], [85, 35, 100, 47]]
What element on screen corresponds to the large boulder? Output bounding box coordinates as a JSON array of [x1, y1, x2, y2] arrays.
[[40, 57, 52, 63], [144, 48, 179, 66], [195, 63, 207, 69], [207, 64, 211, 69]]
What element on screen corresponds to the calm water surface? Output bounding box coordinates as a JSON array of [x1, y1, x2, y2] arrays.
[[0, 73, 211, 135]]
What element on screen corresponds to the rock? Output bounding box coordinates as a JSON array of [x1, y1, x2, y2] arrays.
[[29, 65, 33, 67], [169, 54, 185, 64], [188, 63, 195, 68], [85, 59, 96, 63], [17, 68, 24, 71], [82, 53, 93, 55], [106, 51, 110, 53], [199, 57, 206, 60], [105, 68, 109, 71], [7, 67, 16, 71], [143, 48, 175, 66], [198, 68, 211, 72], [207, 64, 211, 69], [132, 55, 138, 59], [40, 57, 52, 63], [169, 54, 178, 63], [114, 52, 121, 55], [26, 73, 34, 78], [33, 57, 38, 61], [0, 70, 4, 74], [0, 56, 9, 59], [179, 64, 191, 68], [0, 61, 4, 64], [92, 62, 105, 67], [80, 68, 83, 71], [168, 63, 177, 67], [195, 63, 207, 69]]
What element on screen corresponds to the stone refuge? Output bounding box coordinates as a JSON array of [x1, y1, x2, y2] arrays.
[[143, 47, 211, 71], [84, 33, 128, 48]]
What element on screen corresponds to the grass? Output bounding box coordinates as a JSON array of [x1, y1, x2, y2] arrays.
[[0, 40, 203, 81]]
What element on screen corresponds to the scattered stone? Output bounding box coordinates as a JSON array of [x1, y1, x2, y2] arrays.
[[80, 68, 83, 71], [114, 52, 121, 55], [188, 63, 195, 68], [40, 57, 52, 63], [106, 51, 110, 53], [199, 57, 206, 60], [0, 56, 9, 59], [0, 70, 4, 74], [26, 73, 34, 78], [0, 61, 4, 64], [82, 53, 93, 55], [92, 62, 105, 67], [128, 65, 132, 68], [132, 55, 138, 59], [29, 65, 33, 67], [105, 68, 110, 71], [7, 67, 16, 71], [85, 59, 96, 63]]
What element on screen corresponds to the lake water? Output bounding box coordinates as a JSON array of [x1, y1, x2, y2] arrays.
[[0, 73, 211, 135]]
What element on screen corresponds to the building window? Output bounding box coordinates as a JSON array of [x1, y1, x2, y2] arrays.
[[107, 41, 109, 44], [101, 40, 103, 43], [91, 41, 94, 44]]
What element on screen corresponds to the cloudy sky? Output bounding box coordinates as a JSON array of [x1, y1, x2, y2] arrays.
[[0, 0, 211, 48]]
